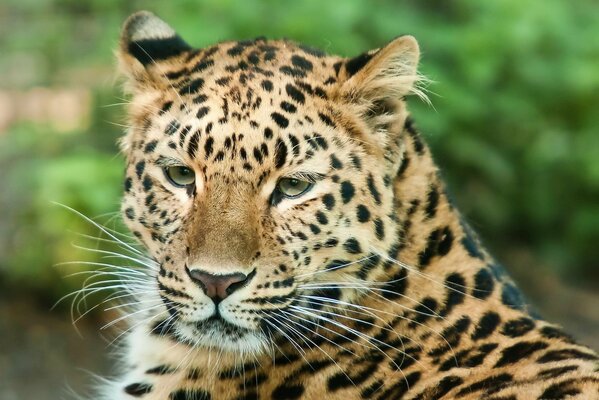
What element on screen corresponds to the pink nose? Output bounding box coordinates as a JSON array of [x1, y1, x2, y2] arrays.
[[186, 268, 252, 302]]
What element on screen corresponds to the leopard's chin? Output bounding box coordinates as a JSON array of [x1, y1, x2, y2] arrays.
[[175, 316, 268, 354]]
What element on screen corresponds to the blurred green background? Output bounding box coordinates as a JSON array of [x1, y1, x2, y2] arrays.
[[0, 0, 598, 398]]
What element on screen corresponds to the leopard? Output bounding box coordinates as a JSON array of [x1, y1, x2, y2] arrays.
[[95, 10, 599, 400]]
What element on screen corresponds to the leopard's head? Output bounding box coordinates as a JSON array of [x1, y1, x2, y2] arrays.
[[117, 11, 423, 354]]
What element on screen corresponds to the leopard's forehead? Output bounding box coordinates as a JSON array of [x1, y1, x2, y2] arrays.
[[131, 38, 355, 181], [152, 38, 344, 111]]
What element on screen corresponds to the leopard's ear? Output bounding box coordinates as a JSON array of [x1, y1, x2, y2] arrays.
[[337, 36, 426, 171], [339, 35, 423, 102], [118, 11, 192, 90]]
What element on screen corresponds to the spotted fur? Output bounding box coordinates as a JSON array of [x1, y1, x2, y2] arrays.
[[99, 11, 599, 400]]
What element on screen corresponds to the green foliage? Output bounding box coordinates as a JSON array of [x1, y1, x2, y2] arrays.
[[0, 0, 597, 297]]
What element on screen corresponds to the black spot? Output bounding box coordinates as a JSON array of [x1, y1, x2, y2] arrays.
[[315, 211, 328, 225], [274, 139, 288, 169], [349, 153, 361, 170], [285, 84, 305, 104], [142, 175, 153, 191], [196, 106, 210, 119], [318, 112, 335, 127], [322, 194, 335, 210], [501, 317, 535, 338], [280, 101, 296, 113], [330, 154, 343, 169], [204, 137, 214, 159], [128, 36, 192, 66], [397, 155, 410, 177], [473, 268, 495, 299], [287, 134, 300, 156], [356, 205, 370, 222], [367, 174, 381, 204], [291, 55, 313, 71], [191, 58, 214, 72], [376, 371, 421, 399], [340, 181, 355, 203], [159, 101, 173, 115], [343, 238, 362, 254], [420, 375, 463, 399], [537, 348, 598, 363], [169, 389, 211, 400], [428, 316, 471, 357], [271, 112, 289, 128], [345, 51, 375, 77], [405, 117, 424, 155], [261, 80, 273, 91], [373, 218, 385, 240], [144, 140, 158, 153], [501, 283, 526, 310], [418, 226, 454, 268], [178, 78, 204, 95], [381, 268, 408, 300], [361, 380, 383, 399], [537, 365, 578, 379], [187, 131, 200, 158], [264, 127, 273, 139], [425, 185, 440, 219], [494, 341, 549, 367], [461, 229, 485, 260], [455, 373, 513, 397], [280, 65, 306, 78], [146, 365, 176, 375], [125, 207, 135, 220], [271, 383, 304, 400], [328, 362, 378, 391], [124, 177, 132, 192], [193, 94, 208, 104], [539, 379, 581, 400], [408, 297, 438, 328], [124, 382, 153, 397], [539, 326, 574, 343], [135, 161, 145, 179], [472, 312, 501, 340]]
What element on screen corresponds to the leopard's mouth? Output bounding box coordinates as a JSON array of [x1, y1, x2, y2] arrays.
[[190, 314, 250, 336], [171, 314, 268, 353]]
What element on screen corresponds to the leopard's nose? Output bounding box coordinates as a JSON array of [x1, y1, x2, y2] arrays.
[[186, 267, 255, 302]]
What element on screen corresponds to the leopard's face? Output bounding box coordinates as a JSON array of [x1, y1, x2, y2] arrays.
[[118, 12, 420, 353]]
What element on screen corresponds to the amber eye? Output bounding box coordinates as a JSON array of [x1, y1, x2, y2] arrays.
[[276, 178, 313, 198], [164, 166, 195, 187]]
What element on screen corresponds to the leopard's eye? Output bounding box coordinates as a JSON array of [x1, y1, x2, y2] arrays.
[[276, 178, 313, 198], [164, 166, 195, 187]]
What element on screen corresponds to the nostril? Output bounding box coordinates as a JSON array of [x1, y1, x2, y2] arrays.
[[186, 267, 256, 301], [226, 269, 256, 295]]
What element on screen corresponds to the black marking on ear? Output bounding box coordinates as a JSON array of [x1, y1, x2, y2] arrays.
[[129, 36, 192, 66], [345, 51, 376, 77]]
